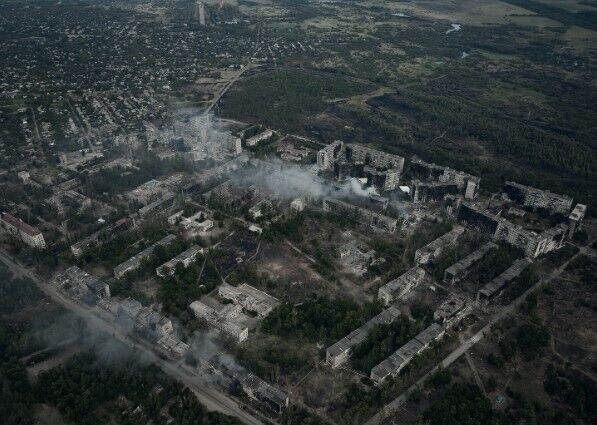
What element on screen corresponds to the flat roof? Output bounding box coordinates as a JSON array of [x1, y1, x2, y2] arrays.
[[326, 306, 401, 358], [479, 258, 532, 298], [444, 242, 496, 276]]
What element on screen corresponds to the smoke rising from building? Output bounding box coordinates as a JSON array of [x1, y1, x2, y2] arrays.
[[237, 158, 380, 201]]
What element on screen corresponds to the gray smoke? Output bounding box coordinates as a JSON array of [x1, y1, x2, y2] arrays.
[[237, 158, 379, 200], [30, 310, 152, 366]]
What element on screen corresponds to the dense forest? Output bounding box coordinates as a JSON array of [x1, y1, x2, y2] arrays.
[[422, 384, 507, 425], [220, 69, 373, 132], [35, 352, 240, 425]]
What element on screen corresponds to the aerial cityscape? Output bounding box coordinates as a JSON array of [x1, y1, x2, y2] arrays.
[[0, 1, 595, 425]]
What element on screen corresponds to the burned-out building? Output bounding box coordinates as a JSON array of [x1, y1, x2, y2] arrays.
[[157, 334, 190, 358], [211, 358, 289, 414], [70, 217, 133, 258], [53, 266, 110, 303], [457, 203, 499, 235], [433, 295, 468, 325], [370, 323, 445, 384], [156, 245, 203, 277], [323, 198, 398, 233], [503, 181, 573, 215], [378, 267, 426, 305], [112, 297, 176, 343], [138, 193, 175, 218], [414, 226, 465, 265], [189, 300, 249, 343], [203, 180, 257, 210], [337, 240, 379, 276], [326, 306, 402, 368], [410, 158, 480, 200], [411, 181, 460, 203], [246, 129, 274, 147], [443, 242, 497, 284], [237, 372, 289, 414], [113, 234, 176, 279], [568, 203, 587, 238], [218, 283, 279, 318], [457, 203, 573, 259], [317, 141, 405, 191], [477, 258, 532, 304]]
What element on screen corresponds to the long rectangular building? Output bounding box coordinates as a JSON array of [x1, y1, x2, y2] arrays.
[[323, 198, 398, 233], [378, 267, 426, 305], [70, 217, 132, 258], [156, 245, 203, 277], [504, 181, 573, 215], [457, 203, 571, 259], [326, 306, 402, 368], [414, 226, 464, 265], [114, 234, 176, 279], [477, 258, 532, 304], [370, 323, 445, 384], [0, 212, 46, 249], [443, 242, 497, 284]]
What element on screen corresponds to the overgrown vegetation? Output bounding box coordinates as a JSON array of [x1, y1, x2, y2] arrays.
[[544, 365, 597, 424], [261, 297, 382, 343], [423, 384, 506, 425], [351, 317, 419, 373], [35, 352, 240, 425], [221, 69, 373, 131]]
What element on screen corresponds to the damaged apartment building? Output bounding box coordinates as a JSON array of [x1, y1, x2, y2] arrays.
[[53, 266, 111, 304], [156, 245, 203, 277], [317, 141, 405, 191], [113, 234, 176, 279], [323, 198, 398, 233], [457, 202, 586, 259], [410, 158, 480, 202], [189, 283, 279, 342], [503, 181, 573, 215], [326, 306, 402, 368], [477, 258, 532, 305], [0, 211, 46, 249], [370, 323, 445, 384], [189, 300, 249, 343], [207, 355, 289, 415], [202, 180, 258, 211], [70, 217, 133, 258], [414, 226, 465, 265], [110, 297, 189, 357], [378, 267, 427, 305], [443, 242, 497, 285]]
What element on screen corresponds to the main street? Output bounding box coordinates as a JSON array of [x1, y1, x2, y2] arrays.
[[0, 250, 264, 425], [365, 239, 595, 425]]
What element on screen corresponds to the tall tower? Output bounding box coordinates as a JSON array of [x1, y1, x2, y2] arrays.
[[193, 1, 206, 26]]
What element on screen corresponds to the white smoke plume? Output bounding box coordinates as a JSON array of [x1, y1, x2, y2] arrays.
[[236, 158, 380, 201]]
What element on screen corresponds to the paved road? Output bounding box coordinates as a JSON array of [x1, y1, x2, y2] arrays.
[[204, 65, 251, 115], [0, 250, 263, 425], [365, 241, 595, 425], [204, 23, 262, 115]]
